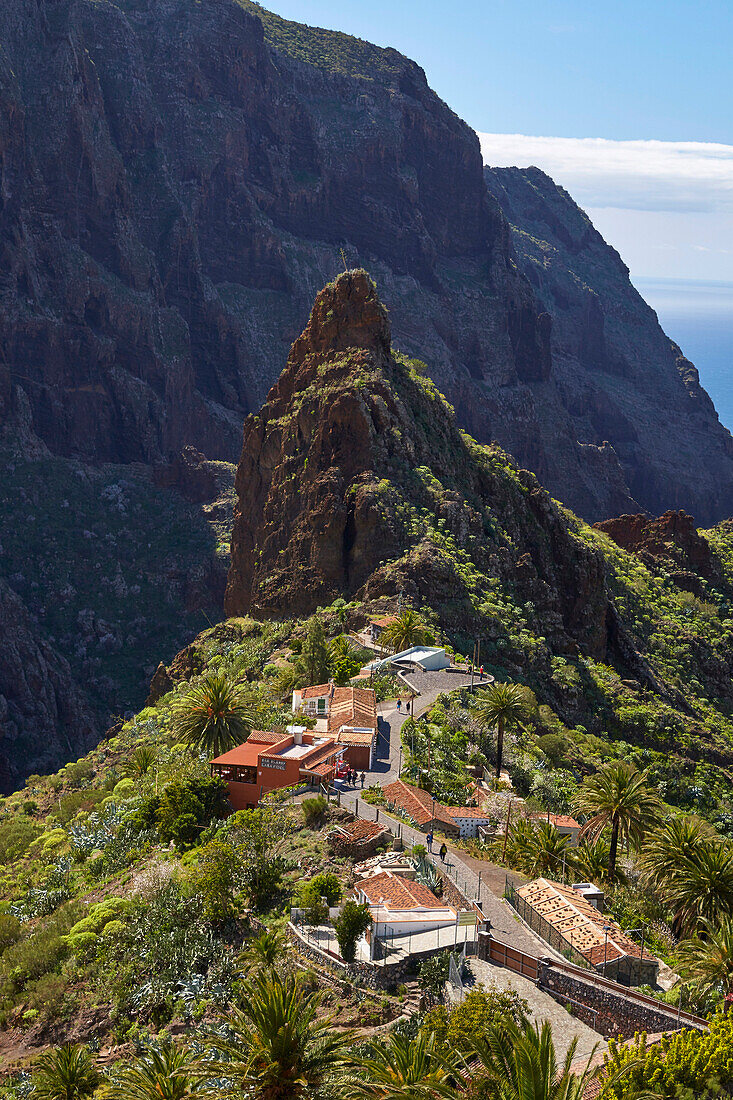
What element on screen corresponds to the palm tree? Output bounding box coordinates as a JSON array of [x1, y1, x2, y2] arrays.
[[379, 610, 430, 653], [471, 1017, 598, 1100], [573, 762, 662, 883], [105, 1042, 204, 1100], [354, 1030, 456, 1098], [639, 814, 714, 881], [473, 682, 531, 780], [645, 836, 733, 938], [676, 917, 733, 999], [206, 970, 354, 1100], [573, 837, 627, 887], [240, 928, 288, 972], [171, 672, 252, 758], [33, 1044, 100, 1100], [124, 744, 157, 778], [524, 821, 573, 879]]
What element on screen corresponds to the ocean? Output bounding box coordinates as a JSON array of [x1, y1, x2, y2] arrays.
[[634, 277, 733, 433]]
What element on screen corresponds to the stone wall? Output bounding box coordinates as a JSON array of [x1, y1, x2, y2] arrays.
[[537, 960, 702, 1040]]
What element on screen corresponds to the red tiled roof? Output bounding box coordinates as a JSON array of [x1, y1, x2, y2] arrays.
[[328, 687, 377, 737], [247, 729, 283, 745], [332, 818, 389, 843], [382, 780, 434, 826], [358, 871, 446, 910], [530, 813, 581, 829], [442, 806, 494, 820], [516, 878, 655, 967], [211, 740, 270, 766], [300, 683, 333, 700], [371, 615, 399, 628]]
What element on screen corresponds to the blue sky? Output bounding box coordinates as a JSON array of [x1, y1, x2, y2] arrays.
[[265, 1, 733, 281]]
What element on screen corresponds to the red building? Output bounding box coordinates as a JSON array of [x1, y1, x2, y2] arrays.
[[210, 727, 343, 810]]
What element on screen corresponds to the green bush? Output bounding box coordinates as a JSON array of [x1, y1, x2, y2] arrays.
[[0, 816, 41, 863], [301, 796, 327, 827], [0, 914, 21, 954]]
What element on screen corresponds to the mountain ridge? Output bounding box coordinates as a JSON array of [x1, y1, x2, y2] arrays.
[[0, 0, 730, 523]]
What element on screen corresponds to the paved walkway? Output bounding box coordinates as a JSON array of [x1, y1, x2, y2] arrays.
[[335, 667, 559, 962], [371, 666, 492, 783], [469, 958, 606, 1064]]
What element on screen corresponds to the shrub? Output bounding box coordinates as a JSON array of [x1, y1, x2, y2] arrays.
[[55, 789, 106, 825], [333, 900, 371, 962], [192, 839, 239, 922], [424, 982, 529, 1054], [0, 914, 21, 954], [0, 817, 41, 863], [302, 796, 327, 827]]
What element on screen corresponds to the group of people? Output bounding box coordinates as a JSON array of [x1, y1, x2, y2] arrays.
[[340, 767, 365, 788]]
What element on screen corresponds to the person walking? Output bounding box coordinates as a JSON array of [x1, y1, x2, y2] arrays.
[[439, 842, 447, 863], [397, 698, 402, 713], [426, 830, 434, 853], [359, 771, 365, 788]]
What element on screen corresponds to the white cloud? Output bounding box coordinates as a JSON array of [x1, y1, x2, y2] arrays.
[[478, 133, 733, 281], [478, 133, 733, 214]]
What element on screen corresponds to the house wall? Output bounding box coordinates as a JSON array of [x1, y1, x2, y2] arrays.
[[225, 780, 262, 811], [341, 743, 372, 770]]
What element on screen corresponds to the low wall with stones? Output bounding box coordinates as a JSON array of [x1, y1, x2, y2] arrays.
[[537, 960, 703, 1039]]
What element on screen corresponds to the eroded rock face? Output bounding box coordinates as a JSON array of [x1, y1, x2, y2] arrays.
[[594, 511, 716, 584], [0, 0, 728, 520], [226, 271, 611, 659], [484, 166, 733, 524], [0, 581, 97, 791]]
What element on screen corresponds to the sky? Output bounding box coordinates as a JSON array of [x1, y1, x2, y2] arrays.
[[265, 0, 733, 282]]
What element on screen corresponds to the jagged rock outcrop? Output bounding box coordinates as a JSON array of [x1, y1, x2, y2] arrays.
[[484, 166, 733, 523], [0, 0, 730, 521], [0, 581, 97, 791], [226, 270, 614, 660], [594, 510, 717, 592]]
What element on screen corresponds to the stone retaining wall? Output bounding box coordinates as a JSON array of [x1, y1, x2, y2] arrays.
[[537, 960, 700, 1039]]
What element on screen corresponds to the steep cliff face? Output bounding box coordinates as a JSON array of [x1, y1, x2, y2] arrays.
[[0, 580, 97, 790], [484, 166, 733, 524], [225, 270, 612, 660], [0, 0, 728, 521], [227, 273, 733, 773]]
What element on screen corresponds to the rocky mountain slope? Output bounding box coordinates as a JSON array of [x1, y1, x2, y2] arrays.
[[0, 439, 234, 791], [0, 0, 731, 523], [227, 270, 733, 779], [483, 166, 733, 521]]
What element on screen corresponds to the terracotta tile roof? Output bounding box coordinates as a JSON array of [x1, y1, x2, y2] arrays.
[[247, 730, 283, 745], [299, 740, 340, 771], [516, 878, 656, 967], [211, 740, 268, 766], [300, 683, 333, 700], [332, 818, 389, 843], [371, 615, 399, 628], [337, 729, 374, 745], [328, 687, 377, 737], [358, 870, 446, 910], [443, 806, 494, 820], [530, 813, 581, 829], [382, 780, 434, 826]]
